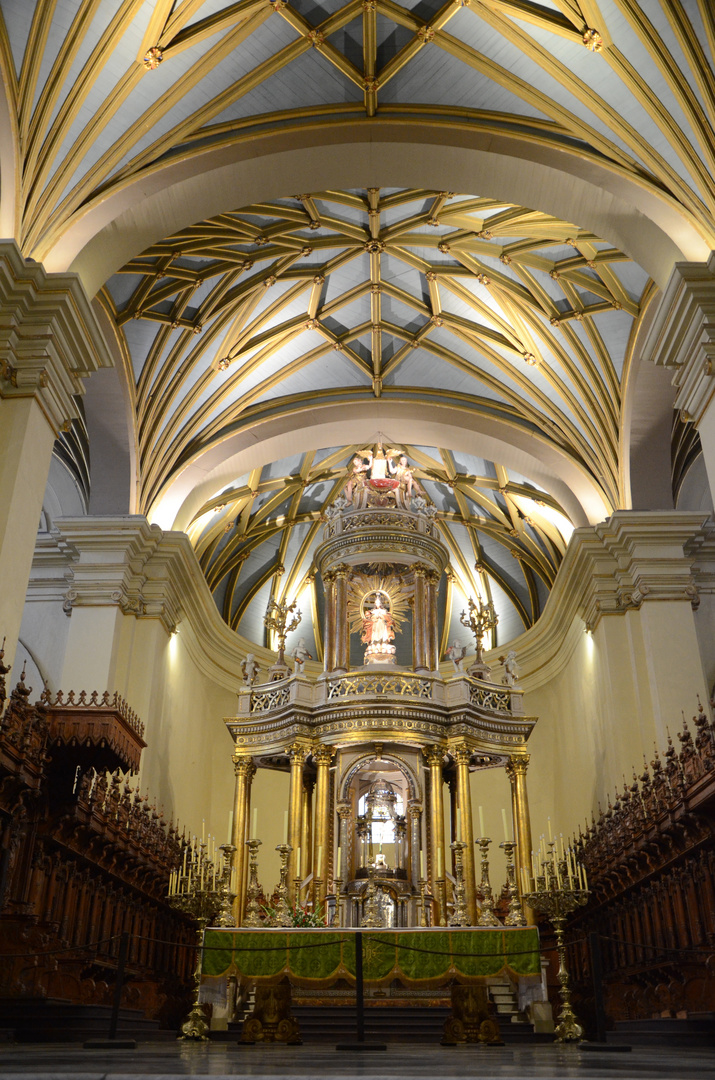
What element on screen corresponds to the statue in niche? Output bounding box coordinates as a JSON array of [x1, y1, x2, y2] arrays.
[[446, 640, 468, 673], [361, 592, 395, 647], [361, 591, 397, 665], [241, 654, 260, 686], [290, 638, 312, 672]]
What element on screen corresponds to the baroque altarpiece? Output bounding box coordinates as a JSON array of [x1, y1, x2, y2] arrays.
[[226, 446, 536, 931]]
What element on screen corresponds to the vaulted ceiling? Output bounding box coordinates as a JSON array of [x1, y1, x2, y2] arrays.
[[2, 1, 715, 263], [3, 0, 713, 648]]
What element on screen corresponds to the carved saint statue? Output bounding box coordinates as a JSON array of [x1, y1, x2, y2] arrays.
[[345, 455, 370, 503], [365, 443, 398, 481], [391, 454, 421, 498], [361, 592, 396, 646]]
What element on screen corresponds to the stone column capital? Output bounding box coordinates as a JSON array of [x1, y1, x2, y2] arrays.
[[0, 241, 112, 433], [642, 254, 715, 425]]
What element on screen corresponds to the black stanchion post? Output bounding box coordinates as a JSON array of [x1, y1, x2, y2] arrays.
[[84, 933, 136, 1049], [589, 931, 607, 1043], [355, 931, 365, 1044]]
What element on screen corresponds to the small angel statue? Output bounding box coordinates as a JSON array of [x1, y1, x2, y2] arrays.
[[291, 638, 312, 672], [499, 650, 519, 686], [445, 640, 468, 672], [241, 654, 260, 686]]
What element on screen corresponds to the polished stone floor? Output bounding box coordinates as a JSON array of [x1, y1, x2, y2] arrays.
[[0, 1042, 714, 1079]]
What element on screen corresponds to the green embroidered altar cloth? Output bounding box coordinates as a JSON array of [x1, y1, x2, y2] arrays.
[[201, 927, 540, 987]]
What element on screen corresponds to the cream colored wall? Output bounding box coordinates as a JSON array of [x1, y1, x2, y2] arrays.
[[522, 603, 708, 843], [249, 769, 291, 892]]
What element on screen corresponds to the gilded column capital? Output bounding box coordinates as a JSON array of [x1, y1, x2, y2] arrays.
[[407, 802, 423, 819], [322, 569, 337, 585], [313, 744, 335, 767], [506, 754, 530, 778], [452, 743, 472, 766], [337, 803, 352, 819], [412, 562, 429, 578], [286, 742, 308, 764], [302, 774, 316, 794], [333, 563, 351, 580], [423, 745, 445, 768], [232, 752, 256, 780]]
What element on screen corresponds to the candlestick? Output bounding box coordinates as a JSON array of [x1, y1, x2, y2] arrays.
[[475, 838, 501, 926], [243, 839, 264, 928], [448, 841, 470, 926], [500, 841, 526, 926], [271, 844, 292, 926]]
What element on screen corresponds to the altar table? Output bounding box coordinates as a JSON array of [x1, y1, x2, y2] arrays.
[[201, 926, 540, 986]]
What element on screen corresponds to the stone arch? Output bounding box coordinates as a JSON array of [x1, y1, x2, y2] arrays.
[[339, 750, 421, 804], [38, 122, 709, 296]]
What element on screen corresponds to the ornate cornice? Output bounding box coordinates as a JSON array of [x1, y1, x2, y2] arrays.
[[0, 241, 112, 433], [642, 254, 715, 425]]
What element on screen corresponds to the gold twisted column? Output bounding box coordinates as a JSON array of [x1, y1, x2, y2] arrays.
[[287, 743, 307, 901], [301, 775, 314, 899], [413, 564, 428, 672], [323, 570, 336, 672], [453, 744, 477, 924], [506, 754, 535, 925], [231, 752, 256, 924], [334, 565, 350, 673], [424, 746, 446, 925], [313, 745, 334, 913]]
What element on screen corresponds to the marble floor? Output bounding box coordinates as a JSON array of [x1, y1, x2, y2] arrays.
[[0, 1042, 714, 1080]]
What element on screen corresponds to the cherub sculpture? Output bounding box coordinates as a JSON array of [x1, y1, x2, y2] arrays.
[[290, 638, 312, 672], [445, 640, 468, 672], [241, 654, 260, 686], [499, 650, 519, 686]]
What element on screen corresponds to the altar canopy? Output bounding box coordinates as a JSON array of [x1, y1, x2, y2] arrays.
[[202, 927, 540, 987]]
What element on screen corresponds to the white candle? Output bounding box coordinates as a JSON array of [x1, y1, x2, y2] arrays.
[[420, 850, 425, 878], [547, 816, 553, 841], [296, 846, 302, 878], [252, 806, 258, 840], [437, 849, 442, 877], [227, 809, 233, 845], [202, 819, 205, 844], [456, 808, 462, 842], [335, 846, 340, 878], [478, 805, 485, 837], [283, 810, 288, 844], [501, 808, 509, 842]]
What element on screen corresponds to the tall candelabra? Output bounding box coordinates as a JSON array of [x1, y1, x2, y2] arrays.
[[448, 841, 470, 926], [459, 597, 498, 679], [500, 841, 527, 927], [475, 838, 501, 926], [523, 841, 589, 1043], [264, 598, 302, 668], [167, 840, 236, 1040], [243, 839, 264, 927], [272, 843, 292, 925]]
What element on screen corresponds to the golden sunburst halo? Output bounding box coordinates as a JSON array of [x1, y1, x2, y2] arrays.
[[347, 571, 412, 638]]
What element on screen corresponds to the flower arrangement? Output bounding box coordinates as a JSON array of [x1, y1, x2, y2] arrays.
[[259, 898, 325, 927]]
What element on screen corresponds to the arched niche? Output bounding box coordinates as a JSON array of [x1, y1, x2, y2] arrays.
[[339, 750, 421, 805], [37, 122, 709, 296]]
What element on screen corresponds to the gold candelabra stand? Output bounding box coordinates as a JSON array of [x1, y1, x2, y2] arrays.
[[523, 841, 589, 1043], [500, 841, 527, 927], [459, 597, 498, 678], [418, 878, 429, 926], [272, 843, 292, 926], [475, 838, 501, 926], [167, 840, 236, 1041], [243, 839, 264, 927], [264, 598, 302, 666], [448, 841, 470, 926]]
